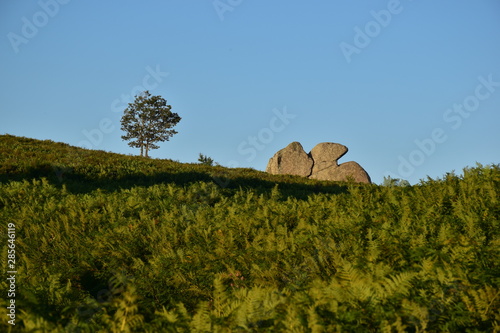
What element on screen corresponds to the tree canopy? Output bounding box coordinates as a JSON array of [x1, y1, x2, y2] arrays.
[[120, 91, 181, 157]]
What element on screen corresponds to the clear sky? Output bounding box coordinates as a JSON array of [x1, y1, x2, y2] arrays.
[[1, 0, 499, 184]]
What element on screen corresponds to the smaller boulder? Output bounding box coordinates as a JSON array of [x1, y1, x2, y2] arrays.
[[309, 142, 348, 176], [309, 161, 371, 183], [337, 161, 371, 183]]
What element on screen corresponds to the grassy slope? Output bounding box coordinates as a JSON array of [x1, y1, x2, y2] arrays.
[[0, 134, 499, 332], [0, 134, 349, 198]]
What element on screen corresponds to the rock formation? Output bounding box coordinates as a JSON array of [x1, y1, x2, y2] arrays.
[[265, 142, 313, 177], [309, 142, 348, 178], [266, 142, 371, 183]]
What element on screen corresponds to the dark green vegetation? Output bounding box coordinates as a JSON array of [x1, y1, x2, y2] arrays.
[[1, 134, 499, 332]]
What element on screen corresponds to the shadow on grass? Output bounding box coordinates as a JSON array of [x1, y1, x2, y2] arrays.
[[0, 163, 350, 200]]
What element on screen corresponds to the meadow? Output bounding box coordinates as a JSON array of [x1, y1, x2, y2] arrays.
[[0, 134, 499, 332]]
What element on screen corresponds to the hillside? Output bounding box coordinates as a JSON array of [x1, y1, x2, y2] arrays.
[[0, 134, 350, 198], [0, 134, 499, 332]]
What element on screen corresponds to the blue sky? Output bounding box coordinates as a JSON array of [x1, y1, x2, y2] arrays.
[[1, 0, 499, 184]]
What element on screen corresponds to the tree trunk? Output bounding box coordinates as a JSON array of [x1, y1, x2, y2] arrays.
[[145, 142, 149, 158], [140, 145, 144, 157]]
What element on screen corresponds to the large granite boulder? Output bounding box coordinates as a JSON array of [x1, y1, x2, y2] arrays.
[[265, 142, 313, 177], [266, 142, 371, 183]]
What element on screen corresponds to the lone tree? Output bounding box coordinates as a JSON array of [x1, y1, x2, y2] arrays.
[[120, 91, 181, 157]]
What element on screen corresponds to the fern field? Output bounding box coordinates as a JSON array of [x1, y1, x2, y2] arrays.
[[0, 135, 499, 332]]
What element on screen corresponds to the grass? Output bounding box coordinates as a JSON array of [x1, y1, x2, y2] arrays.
[[0, 134, 499, 332]]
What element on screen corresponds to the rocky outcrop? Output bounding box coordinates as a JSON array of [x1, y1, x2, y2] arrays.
[[309, 142, 348, 178], [265, 142, 313, 177], [266, 142, 371, 183]]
